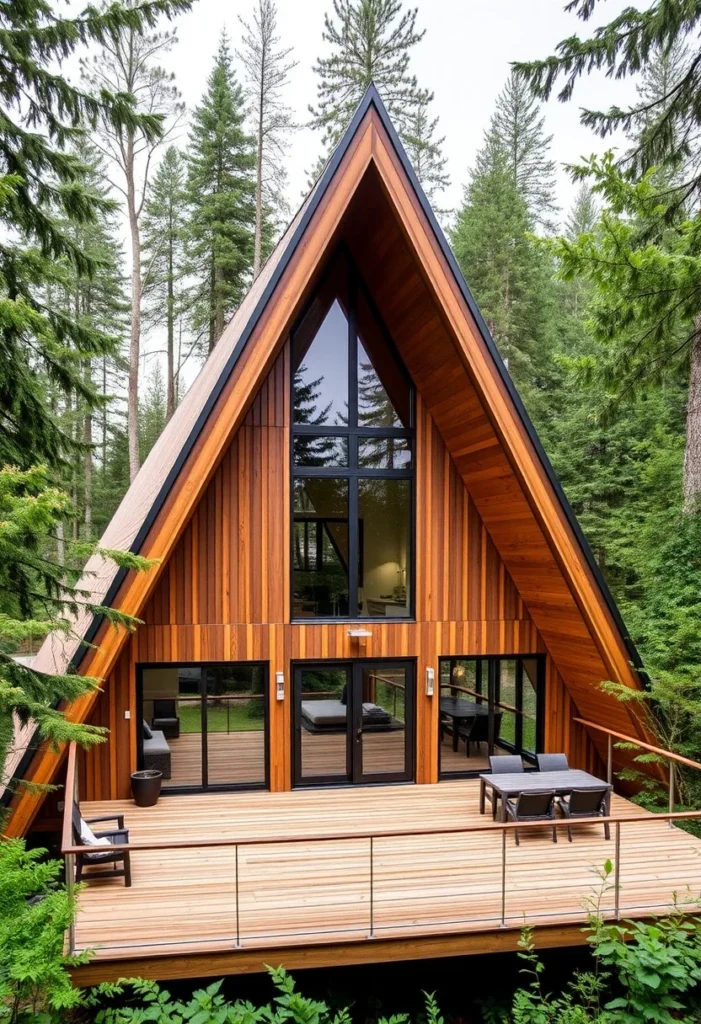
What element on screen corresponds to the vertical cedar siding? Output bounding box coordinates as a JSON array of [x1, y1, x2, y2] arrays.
[[74, 342, 599, 801]]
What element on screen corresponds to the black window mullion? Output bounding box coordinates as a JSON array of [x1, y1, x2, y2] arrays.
[[348, 266, 358, 429], [201, 671, 208, 789], [348, 477, 359, 617], [515, 660, 524, 753]]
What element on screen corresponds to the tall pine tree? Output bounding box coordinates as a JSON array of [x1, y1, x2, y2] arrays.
[[141, 145, 188, 420], [451, 133, 555, 411], [308, 0, 442, 183], [0, 0, 186, 795], [489, 72, 558, 230], [237, 0, 297, 279], [186, 33, 257, 352], [402, 94, 450, 204]]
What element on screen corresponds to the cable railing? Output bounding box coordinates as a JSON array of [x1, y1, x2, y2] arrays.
[[62, 733, 701, 959]]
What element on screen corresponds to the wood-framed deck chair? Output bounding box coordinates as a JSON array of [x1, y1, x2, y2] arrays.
[[503, 790, 558, 846], [559, 788, 611, 842], [536, 753, 569, 772], [72, 804, 132, 886], [486, 754, 524, 818]]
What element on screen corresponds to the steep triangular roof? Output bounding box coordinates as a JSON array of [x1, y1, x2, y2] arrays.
[[5, 86, 649, 835]]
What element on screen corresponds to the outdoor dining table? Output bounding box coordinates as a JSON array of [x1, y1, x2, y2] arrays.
[[440, 696, 488, 752], [478, 769, 613, 821]]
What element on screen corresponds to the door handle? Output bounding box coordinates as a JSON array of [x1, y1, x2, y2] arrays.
[[356, 727, 363, 740]]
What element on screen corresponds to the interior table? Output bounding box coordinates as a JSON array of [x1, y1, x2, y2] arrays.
[[440, 697, 488, 752], [478, 769, 612, 821]]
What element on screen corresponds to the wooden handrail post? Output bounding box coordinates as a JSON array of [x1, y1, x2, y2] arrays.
[[669, 765, 675, 829], [607, 734, 613, 786], [369, 836, 375, 938], [65, 852, 75, 956], [500, 829, 507, 928], [614, 821, 621, 921], [234, 844, 240, 948]]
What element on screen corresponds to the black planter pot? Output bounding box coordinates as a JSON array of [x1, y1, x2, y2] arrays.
[[130, 769, 162, 807]]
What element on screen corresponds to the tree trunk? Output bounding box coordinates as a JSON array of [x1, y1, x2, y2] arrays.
[[83, 358, 93, 539], [211, 254, 224, 351], [683, 313, 701, 510], [127, 135, 141, 483], [166, 234, 175, 420], [253, 72, 264, 281]]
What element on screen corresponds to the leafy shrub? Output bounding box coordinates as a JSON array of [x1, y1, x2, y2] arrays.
[[0, 839, 89, 1022], [91, 967, 445, 1024]]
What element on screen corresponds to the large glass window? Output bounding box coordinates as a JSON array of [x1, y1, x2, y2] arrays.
[[291, 253, 414, 620], [438, 656, 544, 778], [138, 663, 268, 791]]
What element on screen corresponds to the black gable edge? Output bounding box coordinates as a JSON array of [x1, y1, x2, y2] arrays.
[[3, 85, 646, 810]]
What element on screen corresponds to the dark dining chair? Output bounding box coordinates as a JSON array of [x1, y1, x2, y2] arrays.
[[468, 712, 503, 756], [72, 804, 132, 886], [503, 790, 558, 845], [152, 698, 180, 739], [559, 788, 611, 841], [486, 754, 524, 818], [536, 753, 569, 772]]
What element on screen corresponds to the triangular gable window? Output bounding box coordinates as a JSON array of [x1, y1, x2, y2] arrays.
[[291, 252, 414, 620]]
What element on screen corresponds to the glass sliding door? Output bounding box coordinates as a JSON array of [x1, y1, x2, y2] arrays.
[[293, 660, 415, 786], [139, 662, 268, 792], [438, 655, 544, 778]]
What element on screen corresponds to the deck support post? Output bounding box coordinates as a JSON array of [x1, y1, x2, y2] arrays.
[[500, 830, 507, 927], [614, 822, 621, 921], [369, 836, 374, 938], [65, 853, 75, 956], [235, 845, 240, 948]]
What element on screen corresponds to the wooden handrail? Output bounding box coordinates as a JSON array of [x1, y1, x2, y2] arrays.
[[61, 741, 77, 853], [573, 718, 701, 773], [170, 693, 265, 703]]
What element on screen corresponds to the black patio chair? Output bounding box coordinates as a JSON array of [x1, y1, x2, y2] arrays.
[[467, 712, 503, 756], [503, 790, 558, 846], [72, 803, 132, 886], [486, 753, 524, 818], [559, 788, 611, 841], [536, 753, 569, 772], [152, 698, 180, 739]]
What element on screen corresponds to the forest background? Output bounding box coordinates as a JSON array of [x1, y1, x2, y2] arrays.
[[4, 0, 701, 798]]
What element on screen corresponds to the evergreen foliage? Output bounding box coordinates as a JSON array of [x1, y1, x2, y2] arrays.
[[308, 0, 445, 198], [513, 0, 701, 214], [186, 32, 257, 352], [451, 133, 557, 414], [489, 72, 558, 230], [0, 0, 185, 797], [0, 839, 88, 1022]]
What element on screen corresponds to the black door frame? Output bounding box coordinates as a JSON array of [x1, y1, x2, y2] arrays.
[[136, 661, 270, 795], [292, 658, 416, 787], [438, 654, 545, 780]]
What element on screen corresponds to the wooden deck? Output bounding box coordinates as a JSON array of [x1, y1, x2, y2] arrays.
[[72, 781, 701, 983]]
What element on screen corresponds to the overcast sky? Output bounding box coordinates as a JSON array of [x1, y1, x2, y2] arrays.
[[157, 0, 642, 224]]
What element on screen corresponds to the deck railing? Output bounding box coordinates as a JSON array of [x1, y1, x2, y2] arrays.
[[62, 729, 701, 958]]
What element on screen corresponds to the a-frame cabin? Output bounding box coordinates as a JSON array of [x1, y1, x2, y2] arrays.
[[6, 87, 701, 984]]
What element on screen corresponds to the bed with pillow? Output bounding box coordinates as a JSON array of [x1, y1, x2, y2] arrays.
[[301, 700, 395, 733]]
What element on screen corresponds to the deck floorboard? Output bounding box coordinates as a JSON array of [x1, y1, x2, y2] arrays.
[[75, 781, 701, 962]]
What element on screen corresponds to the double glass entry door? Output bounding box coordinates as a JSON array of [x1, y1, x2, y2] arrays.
[[293, 661, 415, 785]]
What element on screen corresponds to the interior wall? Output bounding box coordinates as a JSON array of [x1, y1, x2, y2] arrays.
[[75, 337, 597, 801]]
